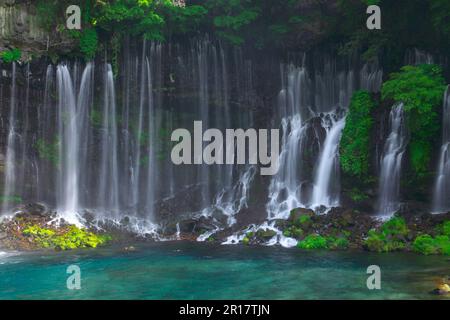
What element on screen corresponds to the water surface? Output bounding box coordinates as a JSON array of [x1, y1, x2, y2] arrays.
[[0, 243, 448, 300]]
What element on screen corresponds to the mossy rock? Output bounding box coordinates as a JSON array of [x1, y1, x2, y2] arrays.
[[288, 208, 315, 223], [22, 224, 111, 251], [255, 229, 277, 240]]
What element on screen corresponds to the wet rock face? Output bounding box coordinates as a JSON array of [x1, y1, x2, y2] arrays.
[[0, 1, 75, 59]]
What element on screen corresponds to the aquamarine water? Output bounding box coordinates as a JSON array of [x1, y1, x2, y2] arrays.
[[0, 243, 448, 300]]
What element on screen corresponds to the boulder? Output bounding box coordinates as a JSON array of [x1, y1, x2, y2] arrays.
[[288, 208, 315, 223]]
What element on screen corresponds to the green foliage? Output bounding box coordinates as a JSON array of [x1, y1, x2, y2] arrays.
[[95, 0, 166, 40], [364, 216, 409, 252], [52, 226, 111, 250], [36, 137, 60, 166], [23, 225, 56, 248], [348, 188, 369, 202], [283, 227, 303, 239], [382, 64, 447, 178], [0, 195, 22, 204], [327, 236, 349, 250], [413, 234, 439, 255], [90, 109, 103, 127], [22, 224, 111, 250], [443, 221, 450, 236], [430, 0, 450, 38], [297, 234, 328, 250], [413, 234, 450, 256], [340, 91, 376, 182], [207, 0, 260, 45], [79, 28, 98, 60], [163, 4, 208, 35], [23, 225, 56, 237], [0, 48, 22, 63], [296, 215, 312, 227], [35, 0, 59, 31], [380, 216, 409, 237]]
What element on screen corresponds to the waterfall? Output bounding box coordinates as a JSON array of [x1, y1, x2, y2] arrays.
[[97, 64, 120, 214], [1, 62, 17, 213], [433, 86, 450, 213], [267, 66, 310, 219], [311, 115, 346, 209], [55, 63, 93, 222], [267, 61, 382, 219], [56, 65, 79, 220], [377, 103, 408, 216]]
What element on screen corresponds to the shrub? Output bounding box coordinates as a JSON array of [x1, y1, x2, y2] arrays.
[[327, 236, 350, 250], [0, 48, 21, 63], [364, 216, 409, 252], [413, 234, 450, 255], [297, 235, 328, 249], [380, 216, 408, 238], [22, 224, 110, 250]]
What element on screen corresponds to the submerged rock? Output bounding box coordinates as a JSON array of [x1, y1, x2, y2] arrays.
[[430, 283, 450, 296]]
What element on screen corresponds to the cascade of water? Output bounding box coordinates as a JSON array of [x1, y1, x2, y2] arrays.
[[97, 64, 120, 214], [311, 115, 346, 209], [56, 64, 79, 219], [76, 63, 94, 208], [267, 61, 382, 220], [267, 66, 310, 219], [433, 86, 450, 213], [131, 41, 148, 211], [36, 65, 55, 204], [377, 103, 408, 216], [1, 62, 17, 213], [55, 63, 93, 223], [145, 54, 156, 218]]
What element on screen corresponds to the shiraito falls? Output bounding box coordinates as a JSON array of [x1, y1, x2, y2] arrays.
[[0, 0, 449, 302]]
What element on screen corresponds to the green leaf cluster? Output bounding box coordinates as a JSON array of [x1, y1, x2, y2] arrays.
[[340, 91, 376, 182], [23, 224, 111, 250], [382, 64, 447, 178], [364, 216, 409, 252], [0, 48, 22, 63], [413, 221, 450, 256]]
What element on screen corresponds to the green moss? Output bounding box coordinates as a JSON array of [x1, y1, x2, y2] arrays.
[[0, 195, 23, 204], [294, 215, 312, 229], [348, 188, 369, 202], [242, 237, 250, 245], [22, 224, 110, 251], [283, 227, 303, 239], [36, 137, 60, 166], [297, 235, 328, 250], [90, 109, 103, 127], [340, 91, 376, 182]]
